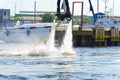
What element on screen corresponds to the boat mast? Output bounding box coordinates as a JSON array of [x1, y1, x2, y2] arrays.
[[113, 0, 114, 16], [103, 0, 109, 14], [14, 2, 16, 16], [97, 0, 99, 13]]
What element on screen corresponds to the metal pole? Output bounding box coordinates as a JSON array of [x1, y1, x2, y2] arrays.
[[113, 0, 114, 16], [72, 1, 84, 30], [81, 2, 83, 30], [103, 0, 108, 13], [34, 1, 36, 23], [72, 2, 75, 29], [72, 2, 74, 16], [105, 0, 107, 13], [15, 2, 16, 16]]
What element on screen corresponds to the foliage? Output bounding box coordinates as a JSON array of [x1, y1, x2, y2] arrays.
[[11, 17, 21, 20], [41, 14, 54, 22], [82, 16, 92, 24], [73, 15, 92, 25]]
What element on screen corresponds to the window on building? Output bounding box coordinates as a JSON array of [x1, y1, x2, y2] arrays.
[[4, 11, 6, 16]]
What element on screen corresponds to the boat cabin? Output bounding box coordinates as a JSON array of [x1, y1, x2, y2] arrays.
[[95, 14, 120, 28]]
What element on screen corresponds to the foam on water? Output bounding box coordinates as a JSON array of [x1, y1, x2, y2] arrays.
[[0, 40, 4, 43]]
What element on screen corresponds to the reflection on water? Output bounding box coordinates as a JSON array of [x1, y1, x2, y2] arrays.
[[0, 43, 120, 80]]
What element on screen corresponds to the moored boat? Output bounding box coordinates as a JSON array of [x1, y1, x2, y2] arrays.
[[0, 23, 53, 43]]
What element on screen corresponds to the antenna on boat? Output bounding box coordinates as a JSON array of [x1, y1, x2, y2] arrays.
[[103, 0, 109, 14], [113, 0, 114, 16], [14, 1, 16, 16], [97, 0, 99, 13]]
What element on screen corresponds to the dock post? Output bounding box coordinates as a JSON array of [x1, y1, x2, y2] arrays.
[[110, 27, 119, 46], [93, 27, 105, 46], [72, 1, 84, 30]]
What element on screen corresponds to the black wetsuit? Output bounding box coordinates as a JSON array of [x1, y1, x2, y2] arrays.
[[57, 0, 71, 20], [57, 0, 70, 13]]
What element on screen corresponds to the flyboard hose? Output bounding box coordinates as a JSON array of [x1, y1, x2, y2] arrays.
[[34, 20, 62, 46]]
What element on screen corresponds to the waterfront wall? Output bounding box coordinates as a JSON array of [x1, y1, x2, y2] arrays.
[[56, 27, 120, 47]]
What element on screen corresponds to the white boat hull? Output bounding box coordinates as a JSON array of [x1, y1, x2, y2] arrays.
[[0, 27, 50, 43]]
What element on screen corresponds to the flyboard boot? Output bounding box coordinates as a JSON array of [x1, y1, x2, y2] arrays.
[[56, 9, 72, 21]]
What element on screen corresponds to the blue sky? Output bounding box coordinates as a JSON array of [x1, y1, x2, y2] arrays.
[[0, 0, 119, 16]]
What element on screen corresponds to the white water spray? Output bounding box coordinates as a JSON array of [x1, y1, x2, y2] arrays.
[[46, 24, 56, 51], [0, 20, 75, 57], [60, 20, 75, 54], [43, 22, 60, 57]]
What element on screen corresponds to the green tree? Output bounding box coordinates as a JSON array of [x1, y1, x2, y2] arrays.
[[73, 16, 92, 25], [82, 16, 92, 24], [42, 14, 54, 22], [11, 17, 21, 20]]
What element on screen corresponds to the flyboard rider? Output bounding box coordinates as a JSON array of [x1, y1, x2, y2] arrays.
[[56, 0, 72, 20]]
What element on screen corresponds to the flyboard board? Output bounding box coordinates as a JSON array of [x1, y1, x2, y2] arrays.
[[34, 20, 62, 46]]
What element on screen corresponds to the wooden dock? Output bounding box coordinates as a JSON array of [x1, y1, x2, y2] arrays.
[[55, 27, 120, 47]]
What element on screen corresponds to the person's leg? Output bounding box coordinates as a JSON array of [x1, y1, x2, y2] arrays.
[[65, 0, 70, 12], [57, 0, 64, 20], [64, 0, 71, 18], [56, 0, 71, 20], [57, 0, 61, 13]]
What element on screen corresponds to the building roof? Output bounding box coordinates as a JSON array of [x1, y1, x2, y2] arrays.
[[15, 14, 42, 17]]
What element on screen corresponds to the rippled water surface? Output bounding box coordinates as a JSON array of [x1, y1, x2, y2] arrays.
[[0, 42, 120, 80]]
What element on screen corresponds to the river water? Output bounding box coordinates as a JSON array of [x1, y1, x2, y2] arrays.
[[0, 20, 120, 80], [0, 42, 120, 80]]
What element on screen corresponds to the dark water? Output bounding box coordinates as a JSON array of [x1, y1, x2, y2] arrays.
[[0, 42, 120, 80]]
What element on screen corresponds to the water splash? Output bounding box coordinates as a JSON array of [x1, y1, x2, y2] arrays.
[[0, 40, 4, 43], [60, 20, 76, 55], [30, 23, 60, 57], [14, 20, 20, 27], [0, 23, 58, 57], [0, 21, 75, 57], [46, 24, 56, 51]]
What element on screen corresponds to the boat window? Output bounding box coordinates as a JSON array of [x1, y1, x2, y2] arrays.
[[118, 21, 120, 23], [100, 16, 105, 19], [4, 12, 6, 16], [101, 16, 103, 19], [107, 16, 109, 19], [98, 16, 101, 19], [114, 21, 117, 24], [103, 16, 106, 19], [19, 27, 25, 29], [29, 27, 36, 29], [44, 26, 51, 28]]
